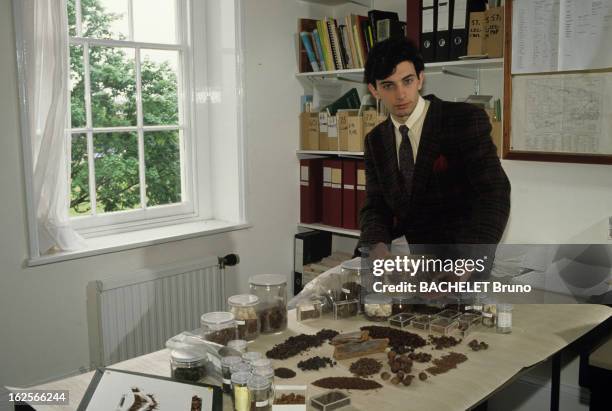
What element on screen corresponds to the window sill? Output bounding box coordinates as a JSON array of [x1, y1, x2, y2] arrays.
[[26, 219, 251, 267]]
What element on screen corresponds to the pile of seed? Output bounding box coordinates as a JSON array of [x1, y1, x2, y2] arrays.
[[361, 326, 426, 350], [297, 356, 336, 371], [468, 339, 489, 351], [312, 377, 382, 390], [274, 368, 296, 379], [266, 329, 339, 359], [408, 352, 432, 363], [428, 335, 462, 350], [426, 352, 468, 375], [274, 393, 305, 404], [348, 358, 382, 377]]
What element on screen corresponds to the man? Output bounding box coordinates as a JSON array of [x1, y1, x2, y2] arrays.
[[358, 38, 511, 269]]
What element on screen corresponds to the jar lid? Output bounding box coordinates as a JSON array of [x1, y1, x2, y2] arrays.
[[341, 257, 362, 271], [227, 339, 248, 352], [171, 349, 206, 364], [249, 274, 286, 286], [364, 293, 392, 304], [231, 371, 252, 385], [253, 366, 274, 378], [200, 311, 235, 327], [221, 355, 243, 367], [230, 361, 251, 374], [247, 374, 271, 390], [242, 351, 262, 363], [228, 294, 259, 307], [251, 358, 271, 369]]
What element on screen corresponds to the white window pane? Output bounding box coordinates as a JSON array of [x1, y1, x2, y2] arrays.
[[141, 49, 180, 125], [133, 0, 177, 44], [94, 132, 141, 213], [82, 0, 130, 40], [145, 130, 182, 206]]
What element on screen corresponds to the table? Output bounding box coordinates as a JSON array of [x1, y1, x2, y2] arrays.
[[12, 304, 612, 411]]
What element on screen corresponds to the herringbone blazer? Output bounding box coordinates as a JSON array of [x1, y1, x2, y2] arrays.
[[358, 94, 510, 247]]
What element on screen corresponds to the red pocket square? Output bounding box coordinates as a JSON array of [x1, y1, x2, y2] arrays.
[[433, 155, 448, 173]]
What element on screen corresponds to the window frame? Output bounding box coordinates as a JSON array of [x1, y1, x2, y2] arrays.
[[68, 0, 199, 234]]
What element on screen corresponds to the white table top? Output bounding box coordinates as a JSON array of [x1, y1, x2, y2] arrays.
[[11, 304, 612, 411]]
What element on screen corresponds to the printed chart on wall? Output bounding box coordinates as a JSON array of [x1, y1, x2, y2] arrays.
[[506, 0, 612, 159], [77, 369, 220, 411], [510, 72, 612, 155]]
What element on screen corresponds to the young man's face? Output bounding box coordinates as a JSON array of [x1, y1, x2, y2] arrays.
[[368, 61, 424, 122]]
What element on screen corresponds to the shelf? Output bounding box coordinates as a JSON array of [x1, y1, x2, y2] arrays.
[[298, 223, 360, 238], [295, 58, 504, 82], [299, 0, 372, 7], [297, 150, 364, 157]]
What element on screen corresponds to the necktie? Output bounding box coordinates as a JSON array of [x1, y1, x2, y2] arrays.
[[398, 125, 414, 185]]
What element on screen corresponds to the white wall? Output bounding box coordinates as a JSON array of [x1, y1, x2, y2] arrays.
[[0, 1, 610, 410]]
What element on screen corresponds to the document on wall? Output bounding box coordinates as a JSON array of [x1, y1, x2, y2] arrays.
[[511, 71, 612, 155], [512, 0, 612, 74]]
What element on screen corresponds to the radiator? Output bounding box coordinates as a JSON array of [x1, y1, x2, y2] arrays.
[[87, 256, 228, 367]]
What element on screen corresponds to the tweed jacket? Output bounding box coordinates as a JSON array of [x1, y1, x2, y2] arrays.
[[358, 94, 511, 247]]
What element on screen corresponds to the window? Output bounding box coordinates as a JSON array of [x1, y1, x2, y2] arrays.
[[67, 0, 194, 231]]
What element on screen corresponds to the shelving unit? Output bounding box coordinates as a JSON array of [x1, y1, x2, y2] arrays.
[[298, 223, 360, 238], [297, 150, 363, 157]]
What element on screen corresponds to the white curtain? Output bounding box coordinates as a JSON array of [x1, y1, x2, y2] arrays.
[[20, 0, 85, 253]]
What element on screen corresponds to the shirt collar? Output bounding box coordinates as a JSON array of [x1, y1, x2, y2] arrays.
[[390, 95, 425, 131]]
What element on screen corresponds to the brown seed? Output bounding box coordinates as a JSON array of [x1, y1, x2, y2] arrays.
[[396, 371, 404, 379], [391, 363, 400, 373], [381, 372, 391, 381], [402, 375, 414, 386], [388, 351, 397, 361], [390, 376, 401, 385], [419, 372, 428, 381]]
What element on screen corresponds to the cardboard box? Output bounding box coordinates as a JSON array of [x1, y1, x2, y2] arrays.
[[318, 112, 329, 151], [299, 112, 319, 150], [468, 11, 486, 56], [347, 114, 364, 152], [327, 114, 339, 151], [485, 7, 504, 58], [337, 110, 359, 151], [362, 110, 387, 138]]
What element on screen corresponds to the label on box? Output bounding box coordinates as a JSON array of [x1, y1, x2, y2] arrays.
[[300, 166, 309, 181], [236, 320, 245, 325], [319, 112, 328, 132]]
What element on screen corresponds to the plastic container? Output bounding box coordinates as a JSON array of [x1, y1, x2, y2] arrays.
[[389, 312, 415, 328], [170, 349, 207, 382], [363, 294, 393, 321], [411, 314, 432, 331], [231, 371, 252, 411], [296, 299, 322, 322], [333, 299, 359, 320], [227, 339, 248, 354], [228, 294, 260, 341], [435, 309, 461, 320], [248, 374, 273, 411], [273, 385, 307, 411], [200, 311, 238, 346], [496, 303, 513, 334], [430, 317, 459, 335], [242, 351, 263, 365], [221, 356, 243, 393], [310, 391, 350, 411], [249, 275, 288, 334]]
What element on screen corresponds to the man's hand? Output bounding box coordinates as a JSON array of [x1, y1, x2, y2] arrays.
[[369, 242, 391, 260]]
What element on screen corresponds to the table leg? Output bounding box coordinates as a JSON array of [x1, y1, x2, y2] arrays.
[[551, 352, 561, 411]]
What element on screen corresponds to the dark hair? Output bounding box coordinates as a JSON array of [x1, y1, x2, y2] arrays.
[[364, 38, 424, 86]]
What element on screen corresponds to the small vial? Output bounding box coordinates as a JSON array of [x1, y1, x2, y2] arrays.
[[221, 356, 242, 394], [496, 304, 513, 334], [231, 371, 251, 411], [242, 351, 262, 364]]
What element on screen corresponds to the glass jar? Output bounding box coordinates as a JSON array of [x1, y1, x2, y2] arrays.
[[253, 366, 275, 392], [248, 374, 273, 411], [200, 311, 238, 345], [340, 258, 363, 301], [249, 275, 288, 334], [391, 297, 412, 315], [228, 294, 260, 341], [482, 304, 497, 328], [251, 358, 272, 373], [230, 361, 252, 376], [231, 371, 252, 411], [496, 304, 513, 334], [363, 294, 393, 321], [227, 339, 248, 354], [221, 356, 243, 394], [170, 349, 207, 382], [242, 351, 263, 365]]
